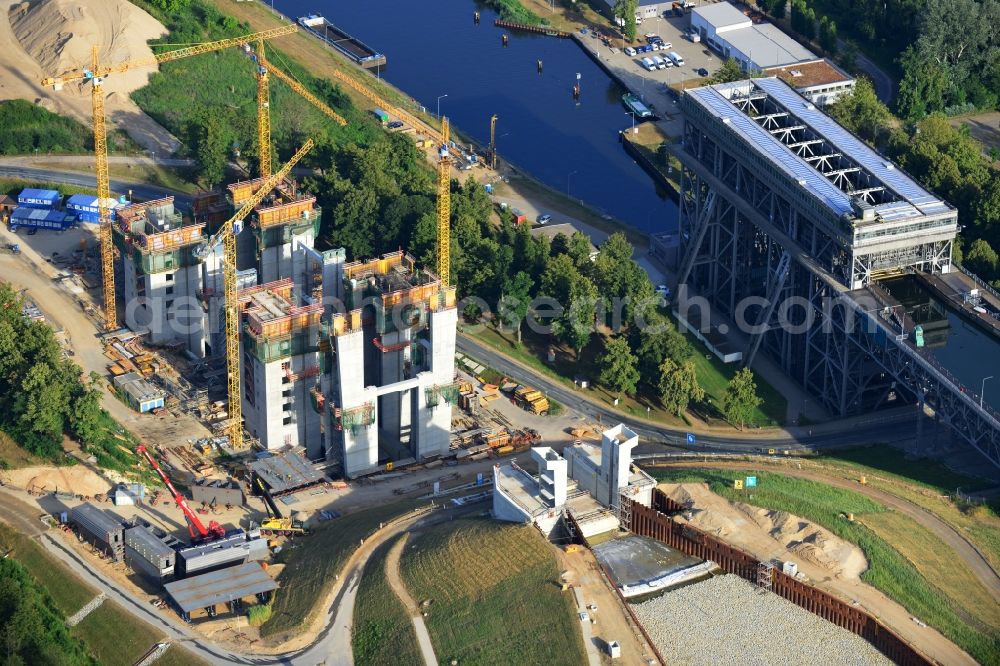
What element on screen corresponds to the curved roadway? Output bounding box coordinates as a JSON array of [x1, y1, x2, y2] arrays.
[[456, 335, 945, 455]]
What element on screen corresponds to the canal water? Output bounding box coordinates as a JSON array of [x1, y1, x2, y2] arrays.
[[882, 276, 1000, 412], [274, 0, 679, 234]]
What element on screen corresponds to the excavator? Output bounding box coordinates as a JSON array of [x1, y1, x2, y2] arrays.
[[137, 443, 227, 544], [252, 475, 308, 537]]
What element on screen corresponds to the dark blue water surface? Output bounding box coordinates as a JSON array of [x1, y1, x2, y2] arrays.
[[275, 0, 678, 233]]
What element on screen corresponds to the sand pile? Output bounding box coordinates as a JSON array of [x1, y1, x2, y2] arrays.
[[3, 465, 115, 496], [2, 0, 179, 153], [11, 0, 165, 90], [662, 482, 868, 580]]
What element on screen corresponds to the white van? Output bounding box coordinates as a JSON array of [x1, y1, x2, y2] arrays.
[[624, 46, 636, 56], [668, 51, 685, 66], [641, 57, 656, 71], [652, 55, 667, 69]]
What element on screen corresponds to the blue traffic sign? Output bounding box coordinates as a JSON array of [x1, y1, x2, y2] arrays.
[[686, 433, 696, 445]]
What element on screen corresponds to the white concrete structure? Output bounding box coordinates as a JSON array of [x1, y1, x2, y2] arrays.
[[763, 60, 856, 106], [322, 251, 458, 477], [691, 2, 752, 42], [531, 447, 568, 508], [493, 424, 655, 540], [565, 424, 655, 510], [238, 279, 324, 456]]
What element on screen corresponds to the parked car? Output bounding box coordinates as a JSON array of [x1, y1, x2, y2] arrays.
[[536, 214, 552, 225], [624, 46, 636, 56], [387, 120, 404, 129], [697, 67, 709, 76]]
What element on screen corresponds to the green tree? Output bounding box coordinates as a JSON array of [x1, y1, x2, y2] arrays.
[[598, 336, 641, 397], [896, 48, 948, 119], [721, 367, 763, 430], [658, 357, 704, 417], [819, 16, 838, 53], [710, 58, 747, 84], [191, 108, 232, 187], [965, 238, 999, 276], [825, 77, 891, 144], [771, 0, 786, 18], [555, 277, 598, 358], [635, 313, 693, 388], [499, 271, 534, 342], [614, 0, 638, 41]]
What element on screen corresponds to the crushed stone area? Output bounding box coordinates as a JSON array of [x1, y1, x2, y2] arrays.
[[631, 574, 892, 666]]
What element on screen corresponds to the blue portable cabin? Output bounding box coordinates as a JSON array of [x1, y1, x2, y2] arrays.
[[17, 188, 61, 210], [9, 207, 73, 231], [65, 194, 119, 224]]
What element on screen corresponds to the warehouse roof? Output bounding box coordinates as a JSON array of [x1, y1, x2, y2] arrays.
[[18, 188, 60, 201], [72, 503, 123, 534], [692, 2, 752, 29], [124, 525, 175, 558], [163, 562, 277, 613], [10, 208, 68, 223], [723, 23, 814, 68], [249, 449, 326, 495], [685, 78, 948, 219], [113, 372, 164, 405]]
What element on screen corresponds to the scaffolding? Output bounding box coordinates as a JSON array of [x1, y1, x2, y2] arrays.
[[333, 402, 376, 430], [756, 561, 774, 593], [425, 382, 461, 408]]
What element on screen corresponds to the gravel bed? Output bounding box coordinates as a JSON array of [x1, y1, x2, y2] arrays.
[[631, 574, 893, 665]]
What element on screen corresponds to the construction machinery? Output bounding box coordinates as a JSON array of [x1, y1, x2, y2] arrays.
[[40, 24, 298, 331], [247, 40, 347, 178], [438, 117, 451, 285], [252, 476, 308, 537], [137, 443, 226, 543], [194, 139, 315, 451]]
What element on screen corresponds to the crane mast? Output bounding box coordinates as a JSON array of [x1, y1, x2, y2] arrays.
[[42, 25, 298, 331], [256, 40, 272, 179], [137, 443, 224, 542], [437, 117, 451, 285], [197, 140, 315, 450]]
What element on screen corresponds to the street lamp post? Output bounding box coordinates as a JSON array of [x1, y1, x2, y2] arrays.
[[567, 169, 579, 195], [981, 376, 994, 408], [437, 94, 449, 119], [626, 110, 637, 133]]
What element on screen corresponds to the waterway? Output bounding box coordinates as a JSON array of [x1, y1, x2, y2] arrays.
[[882, 276, 1000, 412], [275, 0, 679, 234]]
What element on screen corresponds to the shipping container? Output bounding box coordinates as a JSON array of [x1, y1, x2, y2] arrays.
[[9, 207, 73, 231], [64, 194, 120, 223], [176, 531, 250, 578], [124, 525, 177, 581], [72, 503, 124, 560], [371, 108, 390, 124], [17, 188, 60, 209]]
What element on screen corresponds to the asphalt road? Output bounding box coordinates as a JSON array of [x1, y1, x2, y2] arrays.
[[0, 165, 192, 207], [456, 334, 943, 454]]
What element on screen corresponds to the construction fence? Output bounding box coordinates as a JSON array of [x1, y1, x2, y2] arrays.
[[620, 491, 931, 666]]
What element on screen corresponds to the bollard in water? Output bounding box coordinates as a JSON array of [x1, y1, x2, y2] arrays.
[[474, 11, 480, 24], [537, 59, 543, 73], [502, 34, 509, 46]]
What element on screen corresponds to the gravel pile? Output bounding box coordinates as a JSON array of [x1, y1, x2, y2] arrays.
[[631, 575, 892, 665]]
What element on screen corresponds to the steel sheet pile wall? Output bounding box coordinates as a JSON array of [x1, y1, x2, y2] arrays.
[[625, 491, 930, 666]]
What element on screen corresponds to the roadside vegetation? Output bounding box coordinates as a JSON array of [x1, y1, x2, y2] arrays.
[[72, 603, 165, 666], [400, 518, 587, 665], [649, 468, 1000, 664], [485, 0, 548, 25], [0, 555, 95, 665], [260, 499, 427, 640], [0, 100, 90, 155], [0, 282, 140, 474], [0, 523, 94, 616], [0, 178, 97, 199], [351, 537, 422, 666]]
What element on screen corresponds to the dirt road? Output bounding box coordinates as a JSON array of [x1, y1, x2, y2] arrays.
[[385, 534, 439, 666]]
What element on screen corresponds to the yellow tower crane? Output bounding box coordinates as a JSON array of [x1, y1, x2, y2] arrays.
[[41, 24, 298, 330], [251, 40, 348, 178], [195, 139, 314, 450], [437, 117, 451, 285]]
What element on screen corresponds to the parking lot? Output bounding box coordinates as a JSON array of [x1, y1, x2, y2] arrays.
[[576, 10, 723, 128]]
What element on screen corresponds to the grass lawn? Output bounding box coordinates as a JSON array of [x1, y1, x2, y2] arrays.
[[810, 447, 1000, 573], [648, 468, 1000, 665], [351, 536, 422, 666], [72, 603, 164, 666], [467, 319, 786, 427], [261, 499, 428, 640], [0, 429, 43, 469], [0, 523, 96, 616], [859, 511, 1000, 632], [400, 517, 587, 665]]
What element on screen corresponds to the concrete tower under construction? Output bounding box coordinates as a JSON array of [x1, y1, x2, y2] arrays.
[[319, 251, 458, 477]]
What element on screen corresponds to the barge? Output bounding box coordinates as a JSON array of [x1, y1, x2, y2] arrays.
[[622, 93, 653, 119], [299, 14, 387, 69]]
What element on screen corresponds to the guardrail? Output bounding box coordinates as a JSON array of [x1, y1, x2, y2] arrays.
[[957, 262, 1000, 304]]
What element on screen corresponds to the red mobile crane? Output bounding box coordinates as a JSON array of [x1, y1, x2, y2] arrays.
[[137, 444, 226, 543]]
